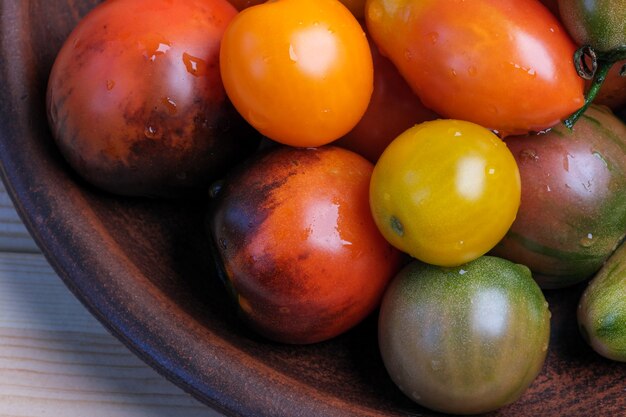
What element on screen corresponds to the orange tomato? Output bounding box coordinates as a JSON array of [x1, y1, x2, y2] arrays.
[[220, 0, 373, 147]]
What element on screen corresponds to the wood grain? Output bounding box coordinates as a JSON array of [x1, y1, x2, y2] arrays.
[[0, 185, 221, 417]]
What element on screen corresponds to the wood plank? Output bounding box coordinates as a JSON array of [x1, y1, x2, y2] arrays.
[[0, 188, 39, 253], [0, 194, 224, 416]]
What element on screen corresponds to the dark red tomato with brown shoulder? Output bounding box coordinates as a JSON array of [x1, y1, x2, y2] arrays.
[[365, 0, 585, 136], [208, 146, 403, 344], [47, 0, 260, 198]]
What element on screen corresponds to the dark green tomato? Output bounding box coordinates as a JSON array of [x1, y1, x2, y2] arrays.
[[578, 241, 626, 362], [558, 0, 626, 51], [493, 105, 626, 288], [378, 257, 550, 415]]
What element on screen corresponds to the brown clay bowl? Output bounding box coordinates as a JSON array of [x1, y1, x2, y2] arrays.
[[0, 1, 624, 416]]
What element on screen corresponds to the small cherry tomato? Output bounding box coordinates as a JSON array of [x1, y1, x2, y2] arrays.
[[365, 0, 585, 136], [370, 120, 521, 267], [220, 0, 373, 147], [209, 146, 403, 344], [379, 257, 550, 414]]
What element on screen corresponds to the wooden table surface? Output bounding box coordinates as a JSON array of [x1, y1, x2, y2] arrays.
[[0, 182, 224, 417]]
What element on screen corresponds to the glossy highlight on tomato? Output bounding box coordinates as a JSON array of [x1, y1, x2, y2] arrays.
[[47, 0, 260, 197], [209, 146, 402, 344], [365, 0, 585, 136], [220, 0, 373, 147], [370, 119, 521, 267]]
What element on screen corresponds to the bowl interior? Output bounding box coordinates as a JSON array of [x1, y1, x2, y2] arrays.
[[0, 1, 624, 416]]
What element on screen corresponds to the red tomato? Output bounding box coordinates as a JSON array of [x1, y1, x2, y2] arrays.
[[209, 146, 403, 344], [335, 33, 438, 162], [220, 0, 373, 147], [47, 0, 259, 197], [365, 0, 585, 136]]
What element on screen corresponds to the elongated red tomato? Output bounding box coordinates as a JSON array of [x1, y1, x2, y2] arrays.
[[365, 0, 585, 136]]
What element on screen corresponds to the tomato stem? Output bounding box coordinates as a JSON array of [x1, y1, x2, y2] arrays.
[[564, 45, 626, 130]]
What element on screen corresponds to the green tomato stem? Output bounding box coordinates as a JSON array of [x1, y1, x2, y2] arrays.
[[564, 45, 626, 130]]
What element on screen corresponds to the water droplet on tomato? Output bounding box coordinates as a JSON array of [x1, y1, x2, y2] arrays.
[[161, 96, 177, 114], [141, 35, 171, 61], [183, 53, 208, 76], [403, 49, 414, 61], [579, 233, 595, 248], [144, 125, 160, 139], [467, 66, 477, 76], [427, 32, 439, 44], [106, 79, 115, 91], [289, 44, 298, 62], [520, 149, 539, 162]]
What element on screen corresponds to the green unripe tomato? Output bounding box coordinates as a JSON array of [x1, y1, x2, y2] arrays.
[[378, 256, 551, 415], [558, 0, 626, 51], [578, 241, 626, 362]]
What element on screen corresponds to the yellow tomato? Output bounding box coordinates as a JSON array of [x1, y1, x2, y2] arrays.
[[370, 120, 521, 266]]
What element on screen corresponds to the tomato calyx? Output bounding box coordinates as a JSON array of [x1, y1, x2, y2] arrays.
[[565, 44, 626, 129]]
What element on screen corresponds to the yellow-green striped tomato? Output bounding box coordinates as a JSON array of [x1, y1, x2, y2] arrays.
[[578, 241, 626, 362], [369, 119, 521, 267], [378, 256, 551, 415]]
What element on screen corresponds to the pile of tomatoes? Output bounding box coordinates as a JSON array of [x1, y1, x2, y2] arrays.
[[46, 0, 626, 414]]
